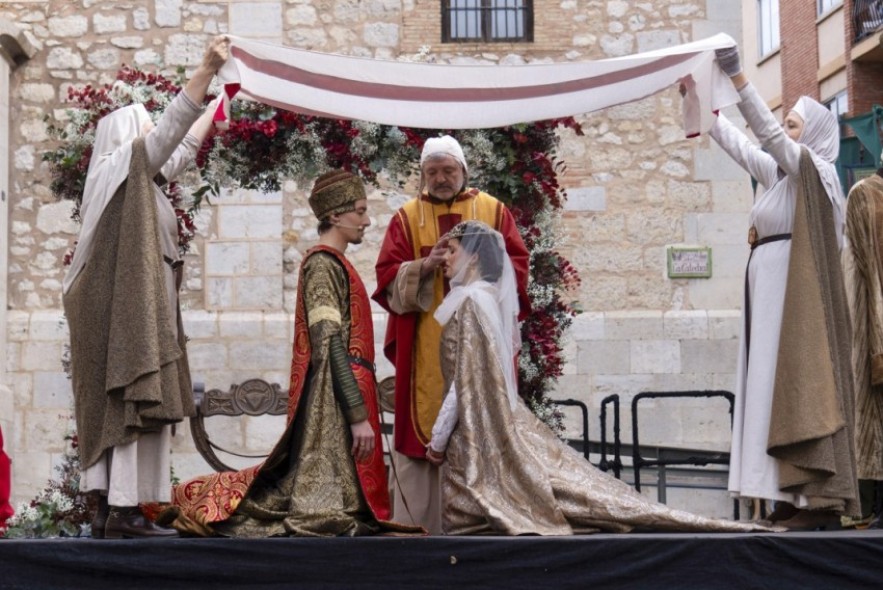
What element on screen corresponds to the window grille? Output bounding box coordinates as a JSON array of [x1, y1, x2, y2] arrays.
[[854, 0, 883, 41], [442, 0, 534, 43]]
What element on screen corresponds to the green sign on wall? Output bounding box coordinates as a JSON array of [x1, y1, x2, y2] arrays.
[[667, 246, 712, 279]]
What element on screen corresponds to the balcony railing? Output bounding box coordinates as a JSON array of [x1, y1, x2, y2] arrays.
[[855, 0, 883, 41]]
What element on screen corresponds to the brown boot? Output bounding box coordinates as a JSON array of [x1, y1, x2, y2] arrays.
[[104, 506, 179, 539], [777, 509, 842, 532], [765, 501, 799, 523], [90, 493, 109, 539]]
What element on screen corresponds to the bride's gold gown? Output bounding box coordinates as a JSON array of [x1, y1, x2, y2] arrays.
[[440, 297, 769, 535]]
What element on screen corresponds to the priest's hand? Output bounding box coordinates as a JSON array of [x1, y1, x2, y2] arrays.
[[425, 444, 445, 466], [350, 420, 375, 463], [421, 237, 450, 278]]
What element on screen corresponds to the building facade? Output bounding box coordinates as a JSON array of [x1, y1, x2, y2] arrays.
[[1, 1, 754, 517], [743, 1, 883, 145]]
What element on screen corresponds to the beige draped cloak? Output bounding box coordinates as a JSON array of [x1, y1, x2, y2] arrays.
[[767, 148, 859, 514], [63, 138, 194, 469]]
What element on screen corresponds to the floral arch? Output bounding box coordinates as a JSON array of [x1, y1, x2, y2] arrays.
[[44, 67, 582, 431]]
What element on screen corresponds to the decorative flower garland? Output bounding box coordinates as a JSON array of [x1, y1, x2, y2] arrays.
[[43, 67, 581, 433], [45, 67, 198, 257]]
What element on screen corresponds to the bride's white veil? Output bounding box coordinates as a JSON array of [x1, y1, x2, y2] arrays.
[[434, 220, 521, 409]]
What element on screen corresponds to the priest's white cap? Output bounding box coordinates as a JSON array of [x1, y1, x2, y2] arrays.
[[420, 135, 467, 173]]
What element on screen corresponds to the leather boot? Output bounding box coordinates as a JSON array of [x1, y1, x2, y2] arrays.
[[90, 493, 109, 539], [104, 506, 180, 539], [765, 501, 798, 523], [777, 509, 842, 532]]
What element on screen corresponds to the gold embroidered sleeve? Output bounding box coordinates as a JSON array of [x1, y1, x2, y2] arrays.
[[304, 254, 347, 329], [302, 252, 366, 423]]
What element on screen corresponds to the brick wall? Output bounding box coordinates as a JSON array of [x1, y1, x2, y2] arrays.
[[780, 0, 821, 109], [850, 61, 883, 115], [843, 0, 883, 118]]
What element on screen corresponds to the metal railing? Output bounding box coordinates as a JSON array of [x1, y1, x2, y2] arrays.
[[554, 399, 591, 461], [557, 392, 734, 501], [630, 390, 740, 519], [599, 394, 623, 478], [855, 0, 883, 42]]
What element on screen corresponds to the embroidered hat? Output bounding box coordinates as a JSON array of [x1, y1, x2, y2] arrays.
[[308, 170, 366, 220], [420, 135, 468, 173]]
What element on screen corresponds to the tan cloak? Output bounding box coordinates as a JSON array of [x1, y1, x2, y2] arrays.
[[768, 148, 859, 514], [63, 138, 194, 469]]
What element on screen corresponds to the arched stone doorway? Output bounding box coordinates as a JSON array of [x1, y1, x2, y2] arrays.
[[0, 20, 36, 457]]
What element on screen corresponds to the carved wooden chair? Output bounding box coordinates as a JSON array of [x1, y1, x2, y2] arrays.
[[190, 377, 395, 472], [190, 379, 288, 472]]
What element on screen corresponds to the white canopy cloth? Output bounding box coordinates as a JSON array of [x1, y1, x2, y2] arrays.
[[215, 33, 740, 135]]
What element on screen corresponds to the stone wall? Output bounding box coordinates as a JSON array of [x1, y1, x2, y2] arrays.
[[2, 1, 751, 518], [0, 35, 12, 477]]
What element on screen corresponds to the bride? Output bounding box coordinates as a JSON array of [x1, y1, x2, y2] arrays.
[[425, 220, 770, 535]]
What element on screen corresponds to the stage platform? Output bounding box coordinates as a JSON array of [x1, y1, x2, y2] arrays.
[[2, 529, 883, 590]]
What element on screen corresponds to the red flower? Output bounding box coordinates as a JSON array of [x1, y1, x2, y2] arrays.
[[261, 120, 278, 138]]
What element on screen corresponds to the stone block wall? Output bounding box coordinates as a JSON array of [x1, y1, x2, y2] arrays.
[[554, 309, 741, 449], [2, 1, 752, 518], [6, 304, 746, 518]]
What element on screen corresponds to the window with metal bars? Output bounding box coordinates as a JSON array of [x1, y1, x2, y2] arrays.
[[441, 0, 534, 43]]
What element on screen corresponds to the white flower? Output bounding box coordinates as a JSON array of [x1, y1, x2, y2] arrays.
[[18, 504, 39, 522]]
